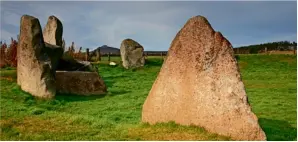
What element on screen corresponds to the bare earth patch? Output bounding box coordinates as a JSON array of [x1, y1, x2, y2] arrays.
[[0, 117, 90, 134], [127, 124, 230, 141]]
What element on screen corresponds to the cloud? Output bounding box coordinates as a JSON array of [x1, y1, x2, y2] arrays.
[[0, 1, 296, 51], [83, 5, 186, 50], [2, 11, 20, 27], [0, 29, 15, 43]]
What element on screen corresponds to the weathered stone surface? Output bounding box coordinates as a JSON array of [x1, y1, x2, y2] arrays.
[[56, 71, 107, 95], [17, 15, 55, 99], [57, 53, 94, 71], [142, 16, 266, 141], [44, 42, 64, 71], [43, 15, 63, 46], [120, 39, 145, 69], [77, 60, 96, 72], [43, 15, 64, 71]]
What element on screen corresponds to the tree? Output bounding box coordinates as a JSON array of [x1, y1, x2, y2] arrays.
[[7, 38, 18, 67]]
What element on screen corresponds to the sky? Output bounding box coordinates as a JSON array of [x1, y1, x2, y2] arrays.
[[0, 1, 297, 51]]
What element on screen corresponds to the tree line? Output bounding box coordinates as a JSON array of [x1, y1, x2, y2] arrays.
[[234, 41, 297, 54]]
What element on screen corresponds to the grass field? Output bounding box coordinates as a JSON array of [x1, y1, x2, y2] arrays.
[[0, 54, 296, 140]]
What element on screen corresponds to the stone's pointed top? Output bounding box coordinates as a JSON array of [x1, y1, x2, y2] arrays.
[[49, 15, 58, 19], [43, 15, 63, 46], [47, 15, 62, 23], [122, 38, 135, 42], [20, 15, 41, 32], [122, 38, 142, 47], [190, 15, 208, 22], [183, 15, 213, 31], [21, 14, 36, 18], [49, 15, 57, 18], [21, 15, 38, 21]]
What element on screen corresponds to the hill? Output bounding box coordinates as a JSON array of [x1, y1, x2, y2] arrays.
[[91, 41, 297, 56], [234, 41, 297, 54], [91, 45, 120, 55], [91, 45, 168, 56]]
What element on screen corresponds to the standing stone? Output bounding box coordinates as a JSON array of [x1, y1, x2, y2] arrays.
[[96, 49, 101, 61], [70, 42, 75, 53], [17, 15, 55, 99], [120, 39, 145, 69], [43, 15, 63, 46], [43, 15, 64, 71], [85, 48, 89, 61], [142, 16, 266, 141]]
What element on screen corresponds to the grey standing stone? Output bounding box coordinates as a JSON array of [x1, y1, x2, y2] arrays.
[[43, 15, 64, 70], [120, 39, 145, 69], [43, 15, 63, 46], [17, 15, 56, 99]]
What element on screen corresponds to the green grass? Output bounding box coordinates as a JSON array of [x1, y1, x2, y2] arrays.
[[0, 55, 296, 140]]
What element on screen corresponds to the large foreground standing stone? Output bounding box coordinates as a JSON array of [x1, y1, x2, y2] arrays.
[[142, 16, 266, 140], [17, 15, 55, 99], [120, 39, 145, 69], [43, 15, 63, 46], [55, 71, 107, 95]]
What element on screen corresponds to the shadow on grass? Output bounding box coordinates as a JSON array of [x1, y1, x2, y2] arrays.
[[259, 118, 297, 141], [234, 55, 240, 61], [102, 75, 128, 87], [55, 93, 107, 102], [107, 90, 131, 97], [144, 59, 164, 67], [55, 89, 131, 102]]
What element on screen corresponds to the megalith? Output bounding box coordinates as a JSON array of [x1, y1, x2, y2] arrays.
[[142, 16, 266, 140], [43, 15, 63, 46], [43, 16, 64, 71], [17, 15, 56, 99], [44, 42, 64, 71], [55, 71, 107, 95], [120, 39, 145, 69]]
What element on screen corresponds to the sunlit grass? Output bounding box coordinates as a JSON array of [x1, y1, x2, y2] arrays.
[[0, 55, 296, 140]]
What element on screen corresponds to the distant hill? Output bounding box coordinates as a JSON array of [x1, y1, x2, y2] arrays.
[[234, 41, 297, 54], [90, 41, 297, 55], [91, 45, 120, 55], [91, 45, 168, 55]]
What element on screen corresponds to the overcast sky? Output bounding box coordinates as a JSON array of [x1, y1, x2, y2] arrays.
[[1, 1, 297, 51]]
